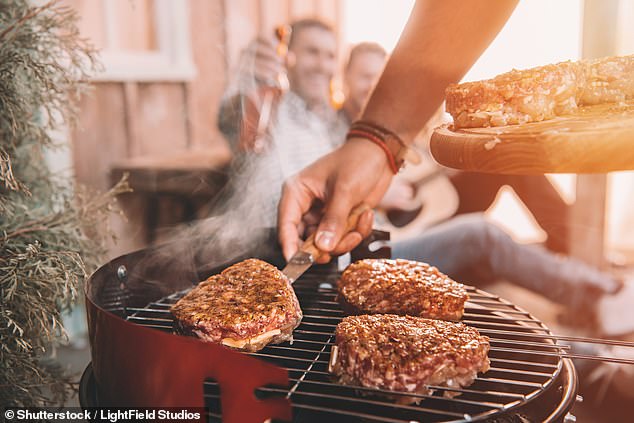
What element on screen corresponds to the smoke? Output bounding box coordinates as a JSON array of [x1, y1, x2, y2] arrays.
[[132, 122, 317, 285], [149, 94, 344, 280], [122, 37, 348, 285], [158, 153, 284, 277], [191, 151, 284, 264]]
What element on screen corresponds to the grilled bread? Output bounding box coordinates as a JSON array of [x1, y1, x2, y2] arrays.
[[446, 54, 634, 129], [329, 314, 490, 403], [171, 258, 302, 352], [337, 258, 468, 321]]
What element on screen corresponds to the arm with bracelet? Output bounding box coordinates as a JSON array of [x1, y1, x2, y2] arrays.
[[278, 0, 519, 262]]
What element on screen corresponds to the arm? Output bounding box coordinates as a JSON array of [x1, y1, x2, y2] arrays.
[[278, 0, 519, 260], [363, 0, 518, 144]]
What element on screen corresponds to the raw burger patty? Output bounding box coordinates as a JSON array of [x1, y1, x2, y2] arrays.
[[329, 314, 490, 402], [338, 258, 468, 321]]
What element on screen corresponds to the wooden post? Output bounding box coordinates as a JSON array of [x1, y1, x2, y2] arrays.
[[571, 0, 620, 267]]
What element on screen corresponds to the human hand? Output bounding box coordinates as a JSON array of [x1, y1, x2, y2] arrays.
[[278, 138, 394, 263], [238, 38, 285, 87]]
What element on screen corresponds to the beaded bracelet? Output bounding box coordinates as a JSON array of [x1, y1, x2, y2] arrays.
[[346, 129, 399, 174], [346, 120, 421, 174]]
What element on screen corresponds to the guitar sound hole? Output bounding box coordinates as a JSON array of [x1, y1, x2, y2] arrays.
[[386, 205, 424, 228]]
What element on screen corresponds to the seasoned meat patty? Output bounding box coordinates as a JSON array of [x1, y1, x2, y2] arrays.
[[338, 259, 468, 321], [446, 54, 634, 129], [171, 258, 302, 352], [329, 314, 490, 402]]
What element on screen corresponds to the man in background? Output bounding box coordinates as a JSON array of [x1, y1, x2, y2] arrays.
[[218, 18, 345, 154], [217, 18, 347, 227], [339, 42, 388, 124]]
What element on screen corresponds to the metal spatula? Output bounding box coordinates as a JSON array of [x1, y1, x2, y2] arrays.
[[282, 204, 370, 283]]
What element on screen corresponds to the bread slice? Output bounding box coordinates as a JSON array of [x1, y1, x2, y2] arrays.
[[446, 54, 634, 129]]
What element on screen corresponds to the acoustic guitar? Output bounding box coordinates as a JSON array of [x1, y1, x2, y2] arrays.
[[374, 150, 459, 241]]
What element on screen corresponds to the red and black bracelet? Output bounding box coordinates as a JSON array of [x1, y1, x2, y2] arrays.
[[346, 128, 400, 173], [346, 120, 417, 174]]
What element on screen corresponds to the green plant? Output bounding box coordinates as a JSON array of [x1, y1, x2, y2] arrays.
[[1, 0, 129, 407]]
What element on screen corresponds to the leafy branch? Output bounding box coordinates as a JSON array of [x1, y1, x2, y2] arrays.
[[0, 0, 125, 408]]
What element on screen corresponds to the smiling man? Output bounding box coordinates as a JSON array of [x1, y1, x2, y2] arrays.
[[218, 18, 345, 155], [285, 20, 338, 114], [217, 18, 348, 228]]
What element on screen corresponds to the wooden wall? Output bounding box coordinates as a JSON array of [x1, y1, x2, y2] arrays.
[[68, 0, 343, 257]]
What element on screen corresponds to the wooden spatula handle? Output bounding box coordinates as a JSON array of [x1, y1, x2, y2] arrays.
[[299, 203, 371, 258]]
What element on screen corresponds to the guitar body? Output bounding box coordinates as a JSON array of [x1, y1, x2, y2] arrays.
[[375, 158, 459, 241]]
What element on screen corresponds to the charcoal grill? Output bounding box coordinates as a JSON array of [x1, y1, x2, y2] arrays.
[[81, 233, 579, 423]]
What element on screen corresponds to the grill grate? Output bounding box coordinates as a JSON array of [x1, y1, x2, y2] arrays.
[[119, 271, 565, 423]]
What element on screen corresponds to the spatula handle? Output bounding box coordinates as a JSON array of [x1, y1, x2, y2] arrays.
[[299, 203, 371, 259]]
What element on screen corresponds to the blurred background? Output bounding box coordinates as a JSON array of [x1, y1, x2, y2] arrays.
[[58, 0, 634, 269]]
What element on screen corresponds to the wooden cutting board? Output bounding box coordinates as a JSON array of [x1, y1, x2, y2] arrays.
[[430, 102, 634, 174]]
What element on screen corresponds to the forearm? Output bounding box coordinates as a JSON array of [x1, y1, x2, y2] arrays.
[[362, 0, 519, 144]]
